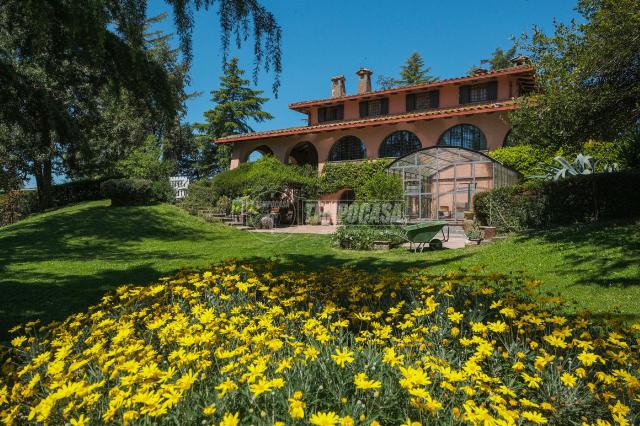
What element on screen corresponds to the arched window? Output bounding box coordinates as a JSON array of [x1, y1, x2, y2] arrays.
[[329, 136, 366, 162], [246, 145, 274, 162], [502, 129, 517, 147], [438, 124, 487, 151], [379, 131, 422, 158], [288, 142, 318, 168]]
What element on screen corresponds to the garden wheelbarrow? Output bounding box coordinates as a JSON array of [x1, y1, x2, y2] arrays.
[[403, 221, 449, 252]]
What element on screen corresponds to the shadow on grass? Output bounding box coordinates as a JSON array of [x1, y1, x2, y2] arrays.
[[0, 243, 472, 342], [0, 204, 220, 267], [511, 220, 640, 288]]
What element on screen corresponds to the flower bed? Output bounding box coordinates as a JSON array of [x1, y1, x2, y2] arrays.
[[1, 263, 639, 425]]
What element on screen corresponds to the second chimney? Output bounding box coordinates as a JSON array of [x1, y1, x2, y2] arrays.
[[331, 75, 346, 98], [356, 68, 373, 94]]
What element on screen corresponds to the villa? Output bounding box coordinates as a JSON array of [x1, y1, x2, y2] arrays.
[[215, 57, 534, 221]]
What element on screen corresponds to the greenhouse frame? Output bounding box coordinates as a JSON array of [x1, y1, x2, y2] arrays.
[[386, 146, 520, 221]]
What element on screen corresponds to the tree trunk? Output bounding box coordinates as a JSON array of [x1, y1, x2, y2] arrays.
[[34, 157, 53, 210]]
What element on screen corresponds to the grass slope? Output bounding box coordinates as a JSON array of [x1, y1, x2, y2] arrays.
[[1, 200, 638, 339]]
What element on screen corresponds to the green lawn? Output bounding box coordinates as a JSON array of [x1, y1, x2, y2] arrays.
[[1, 200, 639, 340]]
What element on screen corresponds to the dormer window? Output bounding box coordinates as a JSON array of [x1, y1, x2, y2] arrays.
[[318, 105, 344, 123], [459, 81, 498, 104], [359, 98, 389, 118], [406, 90, 439, 112]]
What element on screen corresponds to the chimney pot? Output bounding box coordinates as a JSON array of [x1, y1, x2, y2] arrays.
[[356, 67, 373, 94], [331, 75, 346, 98]]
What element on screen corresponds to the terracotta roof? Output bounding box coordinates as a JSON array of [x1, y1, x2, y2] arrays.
[[214, 99, 518, 144], [288, 65, 535, 112]]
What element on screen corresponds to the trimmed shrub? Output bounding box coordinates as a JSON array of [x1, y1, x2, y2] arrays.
[[101, 178, 174, 207], [0, 190, 38, 226], [331, 225, 405, 250], [474, 171, 640, 232], [180, 180, 217, 213], [487, 145, 553, 178], [51, 179, 107, 206]]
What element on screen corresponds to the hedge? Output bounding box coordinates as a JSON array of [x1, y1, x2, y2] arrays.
[[474, 171, 640, 232], [1, 179, 108, 227], [100, 178, 174, 207]]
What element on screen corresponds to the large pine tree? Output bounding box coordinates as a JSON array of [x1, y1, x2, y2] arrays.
[[377, 52, 438, 89], [195, 58, 273, 175]]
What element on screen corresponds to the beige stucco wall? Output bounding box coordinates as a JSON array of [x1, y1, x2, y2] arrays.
[[229, 110, 511, 172]]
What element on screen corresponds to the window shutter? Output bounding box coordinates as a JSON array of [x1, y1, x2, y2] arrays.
[[487, 81, 498, 101], [318, 108, 326, 123], [381, 98, 389, 115], [406, 94, 416, 111], [359, 101, 369, 118], [336, 105, 344, 120], [430, 90, 440, 108], [459, 86, 470, 104]]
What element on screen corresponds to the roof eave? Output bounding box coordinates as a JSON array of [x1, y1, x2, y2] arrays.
[[288, 65, 534, 112]]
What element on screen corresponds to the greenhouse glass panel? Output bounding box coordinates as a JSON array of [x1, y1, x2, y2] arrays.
[[386, 147, 520, 221]]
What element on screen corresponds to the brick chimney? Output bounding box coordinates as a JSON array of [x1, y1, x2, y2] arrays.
[[356, 68, 373, 94], [331, 75, 346, 98]]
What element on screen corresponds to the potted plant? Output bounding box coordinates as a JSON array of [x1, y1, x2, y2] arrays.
[[464, 222, 483, 245], [306, 215, 321, 225]]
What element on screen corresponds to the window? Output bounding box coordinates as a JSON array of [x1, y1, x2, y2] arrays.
[[438, 124, 487, 150], [459, 81, 498, 104], [406, 90, 439, 112], [470, 86, 488, 103], [329, 136, 366, 161], [359, 98, 389, 118], [318, 105, 344, 123], [379, 131, 422, 158]]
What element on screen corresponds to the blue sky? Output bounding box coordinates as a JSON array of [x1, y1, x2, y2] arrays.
[[147, 0, 580, 132]]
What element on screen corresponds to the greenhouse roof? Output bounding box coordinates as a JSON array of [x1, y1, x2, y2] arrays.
[[386, 146, 518, 178]]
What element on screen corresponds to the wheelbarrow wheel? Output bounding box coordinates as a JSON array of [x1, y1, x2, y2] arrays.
[[429, 239, 443, 250]]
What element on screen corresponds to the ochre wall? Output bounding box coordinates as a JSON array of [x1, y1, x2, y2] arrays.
[[229, 110, 511, 172]]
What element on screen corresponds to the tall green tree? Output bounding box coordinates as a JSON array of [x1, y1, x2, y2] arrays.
[[195, 58, 273, 176], [0, 0, 281, 208], [377, 52, 438, 89], [509, 0, 640, 158]]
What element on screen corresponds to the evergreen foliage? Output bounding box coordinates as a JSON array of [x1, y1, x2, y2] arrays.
[[195, 58, 274, 177], [0, 0, 281, 208], [377, 52, 438, 89]]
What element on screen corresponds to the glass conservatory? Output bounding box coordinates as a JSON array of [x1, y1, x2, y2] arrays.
[[386, 146, 520, 221]]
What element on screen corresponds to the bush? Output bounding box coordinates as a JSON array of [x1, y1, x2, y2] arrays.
[[318, 159, 392, 196], [50, 179, 107, 206], [4, 261, 639, 425], [181, 180, 217, 213], [0, 190, 38, 226], [488, 145, 553, 178], [359, 172, 403, 201], [474, 171, 640, 232], [212, 156, 318, 200], [100, 178, 173, 207], [331, 224, 405, 250]]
